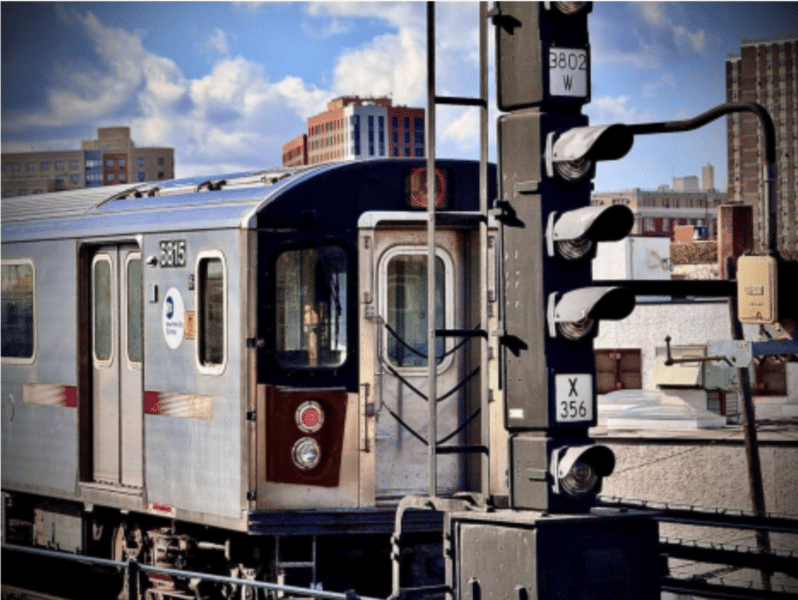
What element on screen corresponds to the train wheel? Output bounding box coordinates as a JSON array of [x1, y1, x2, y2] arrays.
[[111, 522, 146, 600]]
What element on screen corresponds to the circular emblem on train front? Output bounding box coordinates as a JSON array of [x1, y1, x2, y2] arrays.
[[162, 287, 185, 349]]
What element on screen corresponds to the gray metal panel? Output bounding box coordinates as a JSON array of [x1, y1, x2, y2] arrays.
[[1, 164, 334, 244], [1, 240, 79, 495], [142, 229, 244, 519], [499, 112, 549, 429], [0, 184, 135, 222], [120, 248, 144, 488], [2, 204, 262, 243], [92, 248, 120, 484]]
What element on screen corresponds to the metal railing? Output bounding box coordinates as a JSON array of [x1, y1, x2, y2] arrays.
[[2, 542, 382, 600]]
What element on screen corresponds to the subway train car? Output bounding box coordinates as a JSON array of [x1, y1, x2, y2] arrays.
[[1, 159, 502, 597]]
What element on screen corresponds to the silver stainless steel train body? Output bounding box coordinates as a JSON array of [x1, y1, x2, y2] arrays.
[[1, 159, 502, 595]]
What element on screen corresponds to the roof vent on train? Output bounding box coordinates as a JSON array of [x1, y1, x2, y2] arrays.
[[101, 167, 302, 203], [197, 179, 227, 191]]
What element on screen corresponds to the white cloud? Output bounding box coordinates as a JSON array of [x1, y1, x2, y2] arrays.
[[586, 96, 639, 124], [642, 72, 677, 98], [4, 9, 333, 175], [631, 2, 708, 56], [5, 3, 491, 174], [301, 17, 355, 40], [332, 27, 426, 105], [205, 28, 231, 56]]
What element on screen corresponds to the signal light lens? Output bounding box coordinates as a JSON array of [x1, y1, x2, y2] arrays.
[[557, 316, 595, 341], [555, 236, 593, 261], [292, 437, 321, 470], [559, 458, 600, 498], [554, 157, 592, 181], [296, 400, 324, 433]]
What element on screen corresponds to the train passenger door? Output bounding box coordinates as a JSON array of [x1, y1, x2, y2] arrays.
[[89, 244, 143, 488], [360, 223, 480, 500]]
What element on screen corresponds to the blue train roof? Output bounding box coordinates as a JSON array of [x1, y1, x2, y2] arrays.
[[1, 163, 336, 242], [2, 159, 492, 242]]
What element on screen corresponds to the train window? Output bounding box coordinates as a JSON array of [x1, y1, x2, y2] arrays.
[[197, 252, 226, 373], [93, 255, 113, 364], [386, 255, 445, 368], [1, 260, 36, 361], [126, 255, 143, 364], [275, 245, 347, 370]]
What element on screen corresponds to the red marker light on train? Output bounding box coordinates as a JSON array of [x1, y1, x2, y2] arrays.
[[406, 167, 448, 208], [296, 400, 324, 433]]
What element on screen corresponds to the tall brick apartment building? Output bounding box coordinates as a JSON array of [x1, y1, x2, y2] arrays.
[[2, 127, 174, 198], [282, 97, 424, 167], [726, 36, 798, 258]]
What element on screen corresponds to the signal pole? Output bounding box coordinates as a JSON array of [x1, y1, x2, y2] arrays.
[[445, 4, 661, 599]]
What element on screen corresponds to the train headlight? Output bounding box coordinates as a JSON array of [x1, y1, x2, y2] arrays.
[[296, 400, 324, 433], [292, 437, 321, 470]]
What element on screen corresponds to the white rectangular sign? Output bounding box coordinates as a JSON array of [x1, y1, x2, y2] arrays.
[[549, 48, 588, 98], [555, 374, 593, 423]]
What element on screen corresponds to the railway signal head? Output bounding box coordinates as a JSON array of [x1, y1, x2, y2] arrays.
[[510, 436, 615, 511]]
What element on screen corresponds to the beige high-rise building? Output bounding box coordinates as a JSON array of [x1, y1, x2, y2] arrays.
[[702, 163, 715, 191], [2, 127, 174, 198]]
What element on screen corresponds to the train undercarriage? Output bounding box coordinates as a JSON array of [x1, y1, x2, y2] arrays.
[[2, 492, 445, 600]]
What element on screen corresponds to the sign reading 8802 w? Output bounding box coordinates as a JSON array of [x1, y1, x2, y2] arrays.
[[549, 48, 588, 98]]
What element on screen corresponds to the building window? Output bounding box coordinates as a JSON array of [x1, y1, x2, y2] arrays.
[[1, 260, 36, 360], [119, 158, 126, 167], [40, 161, 50, 170], [26, 162, 35, 171], [197, 252, 226, 372], [137, 157, 145, 167], [378, 116, 385, 156], [595, 349, 642, 394], [274, 245, 348, 370], [157, 172, 164, 179], [157, 157, 165, 166], [70, 160, 80, 170], [106, 159, 114, 167], [55, 160, 65, 170], [138, 172, 146, 182], [71, 174, 80, 184]]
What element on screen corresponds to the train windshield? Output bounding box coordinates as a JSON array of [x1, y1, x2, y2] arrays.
[[275, 245, 347, 369]]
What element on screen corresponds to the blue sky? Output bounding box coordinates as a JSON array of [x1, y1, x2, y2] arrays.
[[2, 2, 797, 192]]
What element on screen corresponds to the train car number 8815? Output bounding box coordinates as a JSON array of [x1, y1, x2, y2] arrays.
[[160, 240, 187, 268]]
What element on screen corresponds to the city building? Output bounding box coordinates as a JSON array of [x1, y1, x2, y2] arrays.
[[591, 179, 727, 239], [1, 127, 174, 198], [726, 36, 798, 258], [282, 96, 425, 167]]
